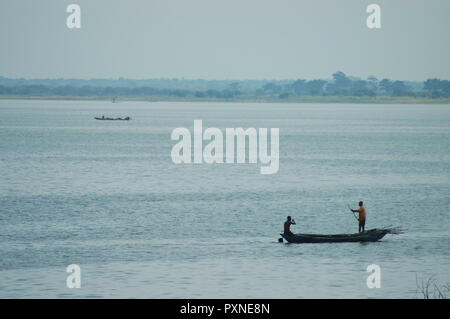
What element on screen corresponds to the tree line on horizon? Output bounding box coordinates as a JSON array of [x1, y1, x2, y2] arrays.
[[0, 71, 449, 99]]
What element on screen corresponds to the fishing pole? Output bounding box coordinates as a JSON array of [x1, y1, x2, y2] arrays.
[[347, 204, 359, 221]]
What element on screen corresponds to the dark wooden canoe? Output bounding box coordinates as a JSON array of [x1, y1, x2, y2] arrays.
[[280, 228, 402, 243], [95, 116, 130, 120]]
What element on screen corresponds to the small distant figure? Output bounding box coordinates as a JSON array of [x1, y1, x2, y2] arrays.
[[351, 201, 366, 233], [284, 216, 296, 236]]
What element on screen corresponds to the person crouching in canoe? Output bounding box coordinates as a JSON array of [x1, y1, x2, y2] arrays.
[[284, 216, 296, 236], [351, 201, 366, 233]]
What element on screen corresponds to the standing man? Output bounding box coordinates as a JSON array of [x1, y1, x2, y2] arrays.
[[351, 201, 366, 233]]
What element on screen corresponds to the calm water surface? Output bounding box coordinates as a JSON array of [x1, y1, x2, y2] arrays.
[[0, 100, 449, 298]]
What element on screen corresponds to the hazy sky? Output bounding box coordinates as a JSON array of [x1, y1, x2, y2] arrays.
[[1, 0, 449, 80]]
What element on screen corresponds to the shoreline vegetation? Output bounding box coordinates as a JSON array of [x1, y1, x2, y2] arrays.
[[1, 95, 449, 104], [1, 71, 449, 104]]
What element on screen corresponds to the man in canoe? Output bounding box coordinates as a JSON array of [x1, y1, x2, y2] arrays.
[[284, 216, 296, 236], [351, 201, 366, 233]]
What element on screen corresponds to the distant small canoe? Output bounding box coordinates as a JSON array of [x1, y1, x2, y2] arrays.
[[95, 116, 130, 121], [280, 228, 402, 244]]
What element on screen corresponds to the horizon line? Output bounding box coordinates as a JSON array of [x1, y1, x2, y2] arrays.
[[1, 74, 447, 82]]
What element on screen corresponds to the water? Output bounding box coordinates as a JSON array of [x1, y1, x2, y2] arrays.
[[0, 99, 449, 298]]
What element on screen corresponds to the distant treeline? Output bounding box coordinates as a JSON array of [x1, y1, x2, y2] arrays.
[[1, 72, 449, 99]]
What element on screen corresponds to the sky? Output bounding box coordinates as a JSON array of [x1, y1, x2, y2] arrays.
[[0, 0, 449, 81]]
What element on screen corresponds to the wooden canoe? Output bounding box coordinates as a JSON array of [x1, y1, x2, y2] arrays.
[[280, 228, 402, 243]]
